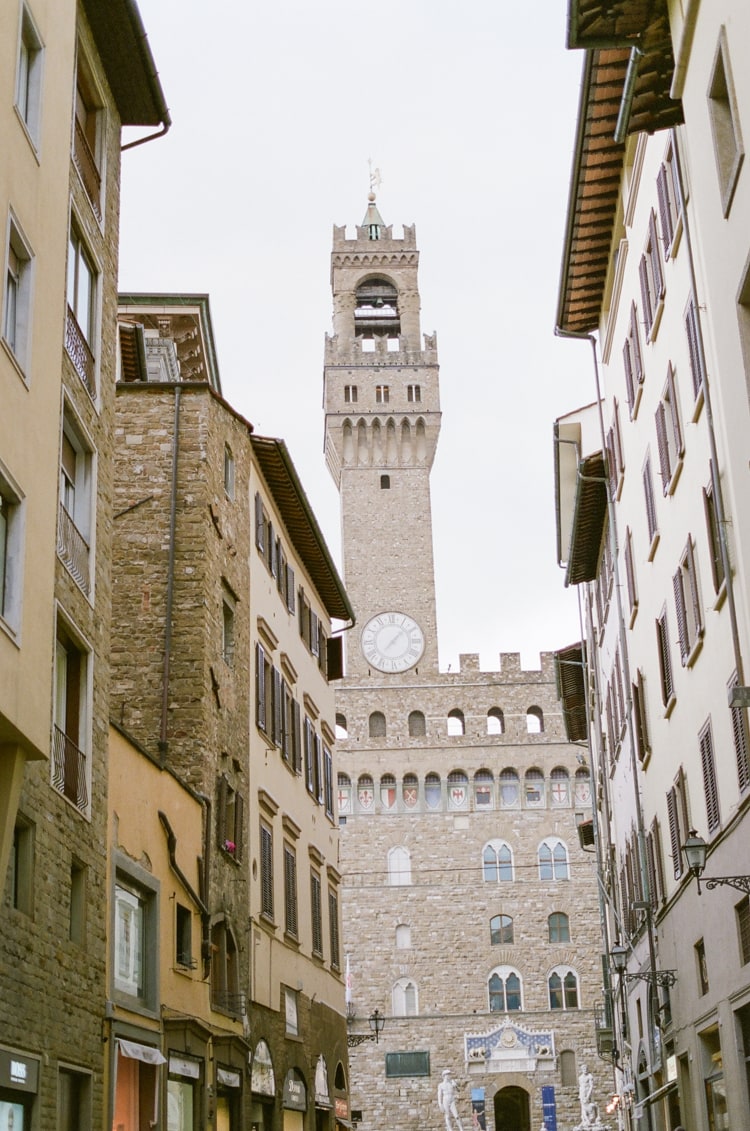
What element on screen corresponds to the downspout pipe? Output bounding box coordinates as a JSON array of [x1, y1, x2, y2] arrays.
[[614, 47, 644, 145], [160, 385, 181, 760]]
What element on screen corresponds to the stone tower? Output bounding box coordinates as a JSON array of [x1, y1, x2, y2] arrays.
[[323, 194, 441, 676]]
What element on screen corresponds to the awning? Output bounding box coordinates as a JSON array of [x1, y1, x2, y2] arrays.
[[217, 1068, 242, 1089], [117, 1039, 166, 1065], [642, 1080, 677, 1107]]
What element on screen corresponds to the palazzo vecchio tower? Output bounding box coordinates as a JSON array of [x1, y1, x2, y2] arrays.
[[323, 194, 606, 1131]]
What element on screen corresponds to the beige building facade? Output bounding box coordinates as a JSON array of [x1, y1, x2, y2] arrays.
[[325, 202, 606, 1131], [554, 3, 750, 1129], [0, 3, 168, 1128]]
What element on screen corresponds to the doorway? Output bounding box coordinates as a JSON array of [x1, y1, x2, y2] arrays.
[[493, 1086, 530, 1131]]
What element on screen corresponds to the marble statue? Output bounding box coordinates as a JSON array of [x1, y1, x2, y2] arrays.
[[437, 1069, 464, 1131]]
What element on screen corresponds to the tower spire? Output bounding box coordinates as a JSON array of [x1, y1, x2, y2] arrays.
[[363, 160, 385, 239]]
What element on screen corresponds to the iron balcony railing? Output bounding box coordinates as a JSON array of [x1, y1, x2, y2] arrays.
[[52, 725, 88, 814], [72, 116, 102, 221], [57, 503, 90, 594], [65, 306, 96, 400]]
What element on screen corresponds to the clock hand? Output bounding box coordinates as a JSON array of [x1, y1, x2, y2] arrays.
[[382, 628, 406, 653]]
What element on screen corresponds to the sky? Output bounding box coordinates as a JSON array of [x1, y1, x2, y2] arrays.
[[118, 0, 595, 673]]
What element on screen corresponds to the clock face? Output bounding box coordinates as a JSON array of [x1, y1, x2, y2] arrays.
[[361, 612, 425, 673]]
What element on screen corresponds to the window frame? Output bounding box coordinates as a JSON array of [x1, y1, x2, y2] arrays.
[[3, 211, 34, 373], [0, 459, 25, 635], [639, 209, 665, 341], [112, 854, 159, 1014], [538, 837, 569, 881], [15, 3, 44, 148], [655, 364, 684, 495], [673, 537, 703, 666], [283, 843, 298, 940], [707, 26, 745, 217], [52, 611, 92, 815]]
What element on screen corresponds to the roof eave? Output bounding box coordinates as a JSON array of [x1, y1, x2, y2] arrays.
[[81, 0, 171, 129]]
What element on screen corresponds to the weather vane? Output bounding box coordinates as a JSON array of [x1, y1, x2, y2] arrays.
[[368, 158, 382, 196]]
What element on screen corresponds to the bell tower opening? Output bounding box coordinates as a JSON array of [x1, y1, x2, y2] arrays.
[[354, 278, 400, 343]]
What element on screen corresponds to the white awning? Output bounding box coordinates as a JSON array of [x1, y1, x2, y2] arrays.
[[217, 1068, 242, 1089], [117, 1039, 167, 1066]]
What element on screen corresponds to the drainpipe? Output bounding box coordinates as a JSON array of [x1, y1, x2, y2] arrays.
[[160, 386, 181, 760], [614, 48, 644, 145]]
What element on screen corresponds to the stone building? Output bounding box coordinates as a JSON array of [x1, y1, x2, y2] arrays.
[[0, 2, 168, 1127], [111, 294, 355, 1131], [324, 199, 606, 1131], [553, 3, 750, 1129]]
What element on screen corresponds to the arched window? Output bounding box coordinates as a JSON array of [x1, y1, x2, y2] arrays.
[[402, 773, 419, 809], [548, 967, 579, 1010], [425, 772, 441, 810], [408, 710, 426, 737], [488, 967, 522, 1012], [474, 769, 494, 808], [357, 775, 374, 811], [211, 919, 240, 1012], [483, 840, 513, 882], [337, 773, 351, 815], [550, 767, 570, 806], [380, 774, 397, 810], [525, 768, 545, 807], [548, 912, 570, 943], [526, 706, 544, 733], [395, 923, 412, 949], [447, 770, 469, 809], [335, 713, 348, 740], [369, 711, 386, 738], [388, 846, 411, 886], [334, 1062, 347, 1091], [490, 914, 514, 945], [354, 278, 400, 338], [487, 707, 504, 735], [560, 1049, 577, 1087], [447, 709, 465, 736], [380, 474, 390, 489], [575, 767, 592, 805], [539, 838, 569, 881], [499, 769, 520, 808], [392, 978, 418, 1017]]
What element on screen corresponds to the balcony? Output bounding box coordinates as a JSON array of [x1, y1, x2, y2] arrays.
[[52, 725, 89, 814], [73, 116, 102, 221], [65, 306, 96, 400], [211, 990, 246, 1018], [57, 504, 90, 594]]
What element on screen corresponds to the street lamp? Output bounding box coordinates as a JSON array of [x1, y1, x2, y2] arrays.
[[347, 1009, 385, 1048], [682, 830, 750, 896], [609, 943, 677, 989]]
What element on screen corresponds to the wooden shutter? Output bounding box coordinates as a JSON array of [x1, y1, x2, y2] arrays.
[[633, 670, 650, 763], [639, 255, 653, 336], [304, 717, 314, 793], [656, 163, 674, 252], [233, 791, 244, 862], [286, 565, 295, 613], [655, 402, 671, 492], [649, 211, 664, 300], [729, 672, 750, 793], [685, 296, 705, 399], [292, 699, 302, 773], [327, 635, 343, 681], [673, 567, 689, 664], [260, 825, 273, 918], [667, 365, 684, 458], [255, 642, 266, 732], [314, 733, 323, 803], [624, 528, 637, 615], [703, 481, 724, 592], [623, 339, 635, 413], [323, 746, 333, 817], [310, 872, 323, 955], [284, 846, 298, 937], [254, 493, 265, 552], [700, 722, 721, 833], [273, 667, 283, 746], [643, 460, 657, 543], [328, 889, 340, 968], [666, 786, 681, 878], [216, 776, 228, 849], [656, 613, 674, 704], [631, 303, 643, 384]]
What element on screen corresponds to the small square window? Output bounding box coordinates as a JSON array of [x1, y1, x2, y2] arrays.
[[70, 859, 86, 944], [344, 384, 358, 403], [407, 384, 421, 402], [375, 384, 389, 404]]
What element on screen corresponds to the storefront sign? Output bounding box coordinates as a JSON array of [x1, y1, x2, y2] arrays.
[[283, 1070, 307, 1111], [335, 1098, 349, 1120], [0, 1051, 38, 1094]]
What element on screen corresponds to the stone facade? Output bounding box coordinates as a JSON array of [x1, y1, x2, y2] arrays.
[[324, 205, 610, 1131]]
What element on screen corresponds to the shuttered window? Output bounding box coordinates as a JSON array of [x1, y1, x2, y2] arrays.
[[328, 889, 340, 969], [284, 845, 298, 938], [260, 823, 274, 920], [655, 364, 684, 494], [633, 669, 650, 763], [685, 295, 706, 400], [699, 721, 720, 833], [624, 527, 638, 619], [656, 610, 674, 706], [673, 538, 703, 664], [643, 455, 658, 546], [666, 767, 689, 879], [729, 672, 750, 793], [703, 476, 725, 593], [310, 871, 323, 956]]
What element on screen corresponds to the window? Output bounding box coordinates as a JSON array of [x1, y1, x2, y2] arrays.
[[396, 923, 412, 949], [633, 669, 651, 763], [3, 214, 33, 369], [222, 587, 236, 667], [402, 773, 419, 808], [707, 27, 744, 216], [656, 138, 683, 258], [548, 912, 570, 943], [70, 859, 86, 944], [525, 768, 545, 807], [216, 775, 244, 861], [175, 903, 193, 968], [703, 476, 725, 595], [58, 415, 93, 594], [624, 526, 638, 621], [656, 608, 675, 709], [407, 384, 421, 402], [66, 225, 97, 397], [375, 385, 389, 404], [550, 768, 570, 807], [549, 967, 579, 1010], [357, 774, 374, 810], [73, 53, 102, 220], [408, 710, 425, 737], [388, 845, 411, 886], [699, 720, 721, 834], [425, 772, 441, 809], [487, 707, 504, 734], [447, 708, 465, 736], [283, 845, 298, 938], [655, 365, 684, 494], [0, 462, 24, 632], [380, 474, 390, 489], [673, 539, 703, 664], [539, 838, 569, 881], [58, 1066, 92, 1131], [392, 978, 418, 1017], [623, 302, 645, 417], [113, 863, 157, 1009], [666, 767, 690, 879], [284, 987, 299, 1035], [483, 840, 513, 883], [344, 384, 358, 403], [380, 774, 397, 810], [368, 710, 386, 738], [695, 938, 709, 995], [328, 888, 340, 969], [560, 1050, 577, 1087], [474, 769, 493, 808], [53, 617, 90, 814], [639, 209, 665, 339], [10, 814, 34, 915], [499, 769, 520, 808], [737, 897, 750, 966], [310, 870, 323, 956], [260, 822, 274, 920], [730, 672, 750, 794], [685, 295, 706, 401], [211, 920, 241, 1015], [490, 915, 514, 945], [15, 5, 44, 144], [643, 453, 658, 552], [526, 707, 544, 734], [488, 968, 522, 1012], [606, 400, 625, 496], [646, 817, 667, 909], [223, 444, 235, 499], [447, 770, 469, 809]]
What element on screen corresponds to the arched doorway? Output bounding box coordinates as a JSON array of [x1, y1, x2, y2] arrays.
[[493, 1086, 530, 1131]]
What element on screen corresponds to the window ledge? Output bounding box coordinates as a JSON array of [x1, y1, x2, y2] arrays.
[[629, 602, 639, 630], [667, 214, 684, 260], [666, 458, 684, 496], [685, 633, 705, 669], [630, 382, 644, 421], [663, 694, 677, 719], [691, 383, 705, 423], [648, 296, 666, 343], [1, 336, 29, 387], [713, 580, 728, 612], [0, 613, 20, 648], [647, 532, 660, 562], [13, 105, 41, 162]]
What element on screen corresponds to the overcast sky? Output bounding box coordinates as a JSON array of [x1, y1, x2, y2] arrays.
[[118, 0, 595, 672]]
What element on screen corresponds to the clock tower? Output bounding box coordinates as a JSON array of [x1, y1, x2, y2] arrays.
[[323, 194, 441, 677]]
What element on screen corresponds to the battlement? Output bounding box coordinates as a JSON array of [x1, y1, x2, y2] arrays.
[[451, 651, 557, 681], [324, 332, 438, 367], [332, 221, 417, 251]]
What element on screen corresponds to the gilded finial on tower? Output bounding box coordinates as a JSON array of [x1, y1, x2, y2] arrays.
[[364, 159, 385, 239]]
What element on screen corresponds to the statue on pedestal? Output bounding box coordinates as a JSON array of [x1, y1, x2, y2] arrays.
[[437, 1069, 464, 1131]]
